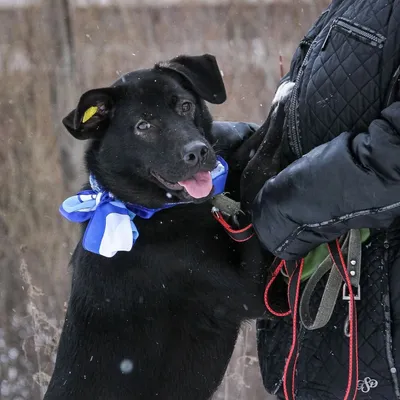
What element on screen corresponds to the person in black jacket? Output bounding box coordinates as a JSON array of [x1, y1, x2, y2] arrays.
[[237, 0, 400, 398]]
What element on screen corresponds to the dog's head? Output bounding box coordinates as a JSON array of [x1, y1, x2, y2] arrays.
[[63, 54, 226, 207]]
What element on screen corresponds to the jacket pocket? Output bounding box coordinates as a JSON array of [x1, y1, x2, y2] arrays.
[[301, 15, 387, 142], [322, 17, 386, 51]]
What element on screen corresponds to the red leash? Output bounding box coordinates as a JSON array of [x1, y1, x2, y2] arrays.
[[211, 208, 255, 243], [264, 241, 359, 400], [263, 259, 291, 317], [328, 239, 359, 400], [212, 205, 359, 399]]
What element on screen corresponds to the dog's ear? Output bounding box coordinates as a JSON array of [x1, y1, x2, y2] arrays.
[[157, 54, 226, 104], [62, 88, 115, 140]]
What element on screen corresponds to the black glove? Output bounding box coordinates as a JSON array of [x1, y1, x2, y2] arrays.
[[252, 102, 400, 260], [209, 121, 259, 159]]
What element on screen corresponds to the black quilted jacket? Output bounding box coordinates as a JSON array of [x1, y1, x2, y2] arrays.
[[252, 0, 400, 398]]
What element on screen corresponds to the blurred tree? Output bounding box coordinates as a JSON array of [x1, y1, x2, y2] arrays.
[[43, 0, 84, 193]]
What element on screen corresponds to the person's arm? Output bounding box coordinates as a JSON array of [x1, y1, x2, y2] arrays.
[[252, 102, 400, 260]]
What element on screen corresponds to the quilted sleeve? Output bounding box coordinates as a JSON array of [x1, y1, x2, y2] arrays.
[[252, 102, 400, 260]]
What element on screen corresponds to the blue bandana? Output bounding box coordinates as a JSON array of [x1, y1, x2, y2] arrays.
[[60, 156, 228, 258]]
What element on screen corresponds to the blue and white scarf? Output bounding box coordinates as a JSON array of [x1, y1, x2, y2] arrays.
[[60, 156, 228, 258]]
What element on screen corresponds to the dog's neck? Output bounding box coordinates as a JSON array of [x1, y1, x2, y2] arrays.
[[59, 156, 229, 258]]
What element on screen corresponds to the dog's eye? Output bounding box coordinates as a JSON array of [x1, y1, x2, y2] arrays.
[[181, 102, 192, 112], [137, 121, 151, 131]]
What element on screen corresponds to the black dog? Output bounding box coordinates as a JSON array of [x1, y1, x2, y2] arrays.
[[44, 54, 268, 400]]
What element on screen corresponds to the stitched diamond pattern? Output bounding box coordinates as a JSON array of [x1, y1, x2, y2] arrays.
[[257, 0, 400, 398], [298, 0, 400, 155], [258, 236, 399, 399], [294, 239, 393, 400]]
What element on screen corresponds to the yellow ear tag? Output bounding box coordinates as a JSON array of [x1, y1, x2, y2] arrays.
[[82, 106, 98, 123]]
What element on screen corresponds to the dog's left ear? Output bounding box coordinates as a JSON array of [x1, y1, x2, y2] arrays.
[[156, 54, 226, 104]]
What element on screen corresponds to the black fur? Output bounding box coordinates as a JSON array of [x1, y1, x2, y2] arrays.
[[44, 54, 267, 400]]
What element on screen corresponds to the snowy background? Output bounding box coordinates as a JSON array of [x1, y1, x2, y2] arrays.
[[0, 0, 328, 398]]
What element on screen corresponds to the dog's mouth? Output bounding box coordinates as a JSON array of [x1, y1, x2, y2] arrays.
[[151, 170, 213, 200]]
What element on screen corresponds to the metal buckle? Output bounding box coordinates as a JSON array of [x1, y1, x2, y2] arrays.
[[211, 206, 220, 215], [342, 283, 361, 301]]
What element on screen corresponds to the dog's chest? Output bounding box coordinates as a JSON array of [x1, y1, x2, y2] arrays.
[[133, 205, 236, 267]]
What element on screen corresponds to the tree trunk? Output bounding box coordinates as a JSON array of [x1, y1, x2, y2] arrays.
[[43, 0, 85, 193]]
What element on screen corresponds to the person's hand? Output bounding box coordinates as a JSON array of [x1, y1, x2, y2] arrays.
[[209, 121, 259, 158], [252, 102, 400, 260]]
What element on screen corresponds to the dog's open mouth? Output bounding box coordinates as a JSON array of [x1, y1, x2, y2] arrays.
[[152, 170, 213, 199]]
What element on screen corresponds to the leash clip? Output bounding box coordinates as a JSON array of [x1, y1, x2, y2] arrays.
[[211, 206, 221, 216]]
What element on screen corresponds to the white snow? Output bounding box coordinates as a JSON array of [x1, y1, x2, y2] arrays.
[[120, 359, 134, 374], [272, 81, 295, 105]]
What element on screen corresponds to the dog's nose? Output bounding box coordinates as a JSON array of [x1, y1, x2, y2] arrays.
[[182, 141, 209, 166]]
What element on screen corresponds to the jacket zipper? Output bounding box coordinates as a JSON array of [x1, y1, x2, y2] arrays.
[[322, 18, 385, 50], [385, 65, 400, 107], [299, 37, 313, 48], [287, 40, 315, 159]]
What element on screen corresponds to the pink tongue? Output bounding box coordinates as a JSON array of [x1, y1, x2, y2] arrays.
[[178, 171, 212, 199]]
